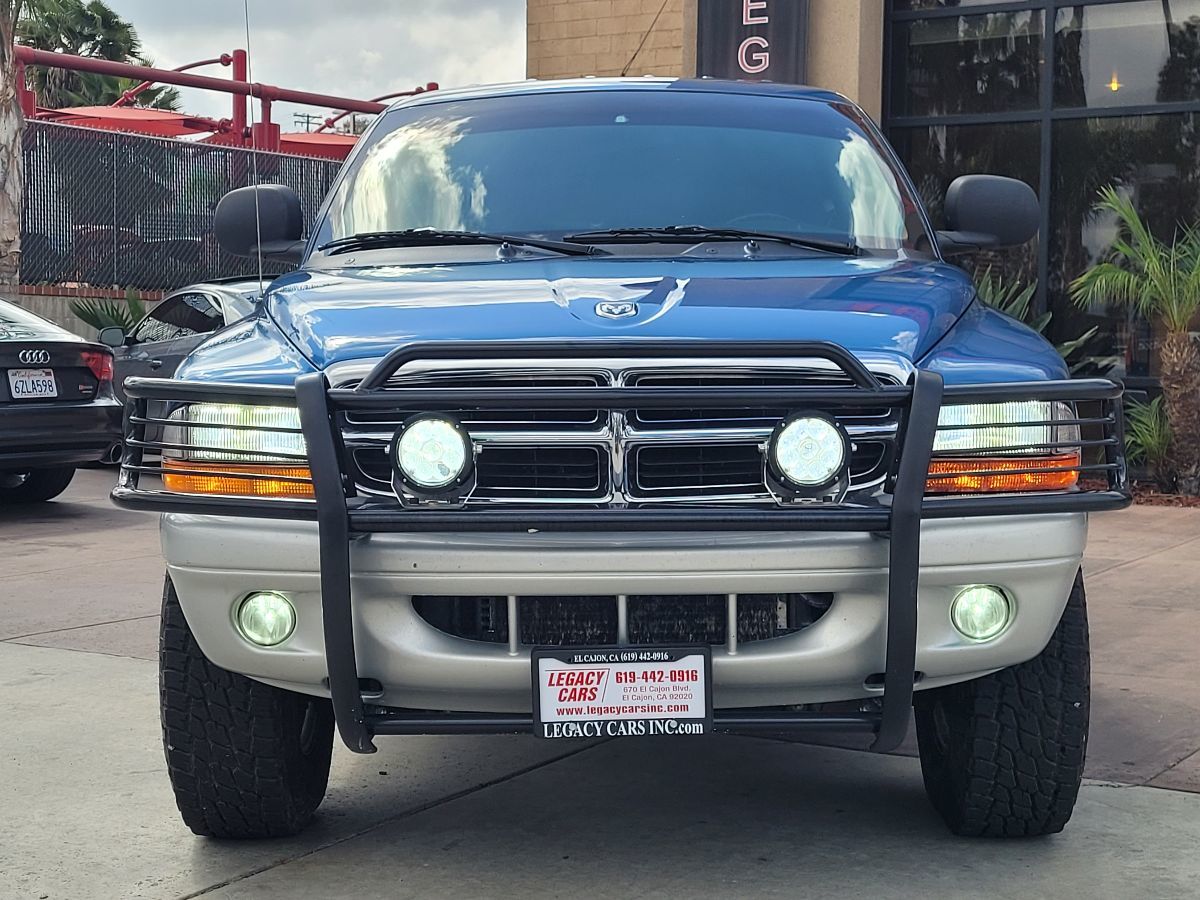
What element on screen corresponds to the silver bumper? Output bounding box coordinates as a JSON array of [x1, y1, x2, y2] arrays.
[[162, 512, 1086, 712]]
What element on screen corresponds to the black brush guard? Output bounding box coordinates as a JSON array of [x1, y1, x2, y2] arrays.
[[112, 340, 1131, 754]]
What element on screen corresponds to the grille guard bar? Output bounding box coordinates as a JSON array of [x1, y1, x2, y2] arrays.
[[112, 340, 1131, 754]]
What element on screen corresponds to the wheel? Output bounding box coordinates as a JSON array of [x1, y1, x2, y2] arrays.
[[159, 575, 335, 838], [0, 466, 75, 502], [914, 570, 1089, 837]]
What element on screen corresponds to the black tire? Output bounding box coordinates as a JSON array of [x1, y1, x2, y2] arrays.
[[915, 570, 1089, 837], [0, 466, 75, 503], [159, 575, 335, 838]]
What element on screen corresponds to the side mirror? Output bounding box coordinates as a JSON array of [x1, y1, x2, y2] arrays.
[[214, 184, 305, 263], [97, 326, 126, 347], [937, 175, 1039, 256]]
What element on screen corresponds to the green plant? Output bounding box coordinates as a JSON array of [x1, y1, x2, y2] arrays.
[[974, 268, 1099, 372], [975, 267, 1046, 327], [70, 287, 145, 333], [1125, 397, 1175, 492], [1070, 185, 1200, 495], [17, 0, 180, 109]]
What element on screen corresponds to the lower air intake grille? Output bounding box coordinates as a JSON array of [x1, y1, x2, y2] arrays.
[[412, 593, 834, 647]]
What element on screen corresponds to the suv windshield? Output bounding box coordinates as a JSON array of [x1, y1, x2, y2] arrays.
[[314, 89, 931, 256]]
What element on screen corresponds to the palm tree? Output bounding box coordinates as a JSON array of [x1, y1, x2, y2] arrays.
[[0, 1, 25, 303], [1071, 185, 1200, 494], [17, 0, 179, 109]]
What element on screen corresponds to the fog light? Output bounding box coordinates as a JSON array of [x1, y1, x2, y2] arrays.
[[769, 413, 849, 488], [236, 591, 296, 647], [393, 414, 472, 491], [951, 586, 1012, 642]]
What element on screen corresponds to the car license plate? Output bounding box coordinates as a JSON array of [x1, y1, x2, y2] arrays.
[[532, 646, 712, 739], [7, 368, 57, 399]]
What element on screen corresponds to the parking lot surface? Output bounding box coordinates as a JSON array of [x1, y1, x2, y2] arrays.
[[4, 470, 1200, 898]]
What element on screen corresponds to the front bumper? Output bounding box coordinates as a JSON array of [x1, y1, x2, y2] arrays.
[[112, 339, 1130, 753], [0, 397, 122, 469], [164, 512, 1086, 712]]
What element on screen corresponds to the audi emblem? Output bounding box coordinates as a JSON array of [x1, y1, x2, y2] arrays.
[[17, 349, 50, 365]]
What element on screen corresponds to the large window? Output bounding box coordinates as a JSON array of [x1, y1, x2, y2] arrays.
[[887, 0, 1200, 381]]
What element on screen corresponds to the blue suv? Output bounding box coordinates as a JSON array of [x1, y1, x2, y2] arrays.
[[113, 79, 1129, 839]]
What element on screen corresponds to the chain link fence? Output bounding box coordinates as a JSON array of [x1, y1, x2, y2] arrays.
[[20, 120, 343, 292]]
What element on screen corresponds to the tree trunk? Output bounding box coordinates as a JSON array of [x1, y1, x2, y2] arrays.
[[0, 2, 25, 304], [1160, 330, 1200, 495]]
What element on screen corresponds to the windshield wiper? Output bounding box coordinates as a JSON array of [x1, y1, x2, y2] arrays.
[[317, 229, 605, 257], [565, 225, 858, 256]]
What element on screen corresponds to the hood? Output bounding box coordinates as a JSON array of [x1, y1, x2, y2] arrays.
[[266, 256, 975, 371]]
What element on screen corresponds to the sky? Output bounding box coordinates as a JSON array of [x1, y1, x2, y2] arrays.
[[106, 0, 527, 129]]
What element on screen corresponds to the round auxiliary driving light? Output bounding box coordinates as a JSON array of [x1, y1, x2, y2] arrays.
[[236, 591, 296, 647], [392, 414, 473, 491], [951, 586, 1012, 642], [769, 413, 850, 489]]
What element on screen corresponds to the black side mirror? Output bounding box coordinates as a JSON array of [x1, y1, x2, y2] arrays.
[[97, 326, 126, 347], [937, 175, 1039, 256], [214, 184, 305, 263]]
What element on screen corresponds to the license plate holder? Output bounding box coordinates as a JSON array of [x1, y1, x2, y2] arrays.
[[7, 368, 58, 399], [532, 646, 713, 739]]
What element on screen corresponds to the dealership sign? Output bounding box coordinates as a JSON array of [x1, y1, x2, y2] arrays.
[[696, 0, 809, 84]]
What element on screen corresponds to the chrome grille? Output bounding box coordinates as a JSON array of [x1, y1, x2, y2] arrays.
[[338, 359, 902, 504], [627, 370, 893, 427], [353, 445, 610, 498], [631, 441, 890, 498], [344, 372, 604, 430]]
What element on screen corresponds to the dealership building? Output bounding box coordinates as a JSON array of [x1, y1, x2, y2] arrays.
[[527, 0, 1200, 386]]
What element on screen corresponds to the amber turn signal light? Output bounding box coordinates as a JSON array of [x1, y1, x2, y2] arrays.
[[926, 452, 1081, 494], [162, 459, 314, 498]]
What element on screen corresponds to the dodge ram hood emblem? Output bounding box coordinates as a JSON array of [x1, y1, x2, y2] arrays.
[[595, 301, 638, 320]]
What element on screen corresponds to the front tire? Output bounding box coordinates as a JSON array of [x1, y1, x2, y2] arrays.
[[915, 570, 1090, 837], [0, 466, 75, 502], [159, 575, 334, 838]]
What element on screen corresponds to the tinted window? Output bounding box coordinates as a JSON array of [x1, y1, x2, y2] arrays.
[[890, 11, 1044, 117], [131, 292, 222, 344], [893, 1, 1014, 9], [1055, 2, 1200, 109], [1050, 112, 1200, 379], [317, 91, 929, 253]]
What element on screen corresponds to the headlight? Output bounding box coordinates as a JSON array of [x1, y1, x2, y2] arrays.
[[928, 401, 1080, 494], [392, 414, 473, 492], [933, 401, 1076, 454], [161, 403, 312, 499]]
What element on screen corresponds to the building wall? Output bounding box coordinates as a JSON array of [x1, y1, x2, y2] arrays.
[[527, 0, 688, 80], [807, 0, 884, 120], [526, 0, 885, 119]]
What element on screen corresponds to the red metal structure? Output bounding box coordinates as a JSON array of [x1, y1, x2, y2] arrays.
[[13, 46, 436, 159]]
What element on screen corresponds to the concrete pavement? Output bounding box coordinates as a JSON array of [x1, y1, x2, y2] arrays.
[[3, 470, 1200, 898]]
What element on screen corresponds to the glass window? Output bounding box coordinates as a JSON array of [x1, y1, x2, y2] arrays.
[[1049, 113, 1200, 378], [890, 121, 1041, 285], [316, 91, 931, 254], [1055, 1, 1200, 109], [893, 1, 1030, 9], [131, 292, 222, 344], [890, 11, 1044, 117]]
